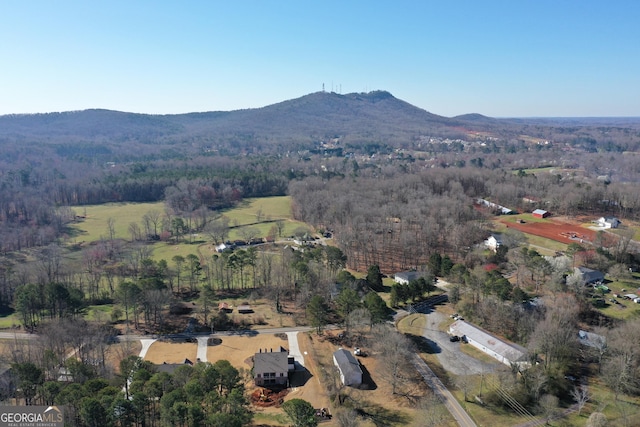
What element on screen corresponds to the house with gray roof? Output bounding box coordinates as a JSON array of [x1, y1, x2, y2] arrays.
[[597, 216, 621, 229], [578, 330, 606, 349], [574, 266, 605, 284], [449, 320, 529, 367], [254, 347, 291, 387], [333, 348, 362, 386]]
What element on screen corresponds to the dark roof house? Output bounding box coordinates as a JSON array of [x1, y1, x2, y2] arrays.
[[574, 267, 605, 284], [155, 358, 194, 375], [578, 330, 606, 349], [254, 348, 289, 387]]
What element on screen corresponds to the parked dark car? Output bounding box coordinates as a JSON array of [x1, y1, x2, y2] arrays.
[[449, 335, 460, 342]]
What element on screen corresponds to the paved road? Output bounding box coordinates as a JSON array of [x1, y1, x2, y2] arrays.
[[0, 331, 35, 340], [116, 325, 314, 342]]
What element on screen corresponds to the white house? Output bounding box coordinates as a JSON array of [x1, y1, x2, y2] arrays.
[[485, 234, 503, 252], [597, 216, 621, 229], [393, 271, 423, 285], [333, 348, 362, 386], [449, 320, 529, 367], [215, 243, 229, 253]]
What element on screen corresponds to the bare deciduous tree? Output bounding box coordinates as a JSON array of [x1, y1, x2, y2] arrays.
[[586, 412, 607, 427], [538, 393, 559, 424], [370, 324, 413, 395], [334, 408, 361, 427], [415, 394, 447, 427], [571, 385, 589, 416]]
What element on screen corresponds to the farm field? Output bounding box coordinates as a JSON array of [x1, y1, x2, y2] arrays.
[[499, 215, 597, 245]]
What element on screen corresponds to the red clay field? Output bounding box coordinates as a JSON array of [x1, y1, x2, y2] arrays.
[[500, 217, 597, 245]]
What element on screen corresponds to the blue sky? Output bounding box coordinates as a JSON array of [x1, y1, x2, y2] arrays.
[[1, 1, 639, 117]]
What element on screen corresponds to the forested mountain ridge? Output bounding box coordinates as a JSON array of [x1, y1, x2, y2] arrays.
[[0, 91, 464, 148], [1, 90, 639, 157]]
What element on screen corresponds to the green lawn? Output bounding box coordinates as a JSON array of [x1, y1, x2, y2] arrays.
[[574, 381, 640, 426], [0, 312, 21, 329], [595, 279, 640, 320], [151, 241, 203, 263], [501, 213, 552, 225], [225, 196, 292, 225]]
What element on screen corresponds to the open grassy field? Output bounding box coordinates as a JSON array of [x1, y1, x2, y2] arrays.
[[68, 196, 313, 255], [609, 221, 640, 241], [69, 201, 166, 242], [586, 382, 640, 426], [0, 312, 21, 329], [150, 241, 202, 262], [226, 196, 293, 225]]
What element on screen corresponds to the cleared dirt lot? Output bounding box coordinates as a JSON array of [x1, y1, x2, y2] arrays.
[[206, 334, 289, 368], [144, 341, 198, 364]]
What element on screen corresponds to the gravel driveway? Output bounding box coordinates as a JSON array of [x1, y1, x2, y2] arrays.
[[420, 311, 500, 376]]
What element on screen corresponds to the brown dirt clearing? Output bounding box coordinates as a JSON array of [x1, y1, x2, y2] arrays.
[[206, 334, 288, 369], [144, 342, 197, 364], [501, 217, 598, 245]]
